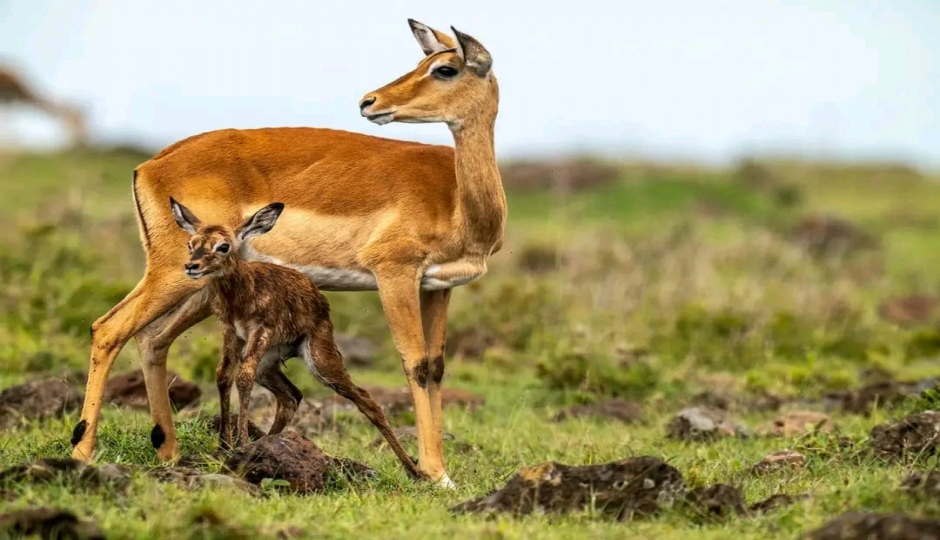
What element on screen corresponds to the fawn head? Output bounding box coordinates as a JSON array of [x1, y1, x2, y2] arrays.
[[169, 198, 284, 279], [359, 19, 497, 129]]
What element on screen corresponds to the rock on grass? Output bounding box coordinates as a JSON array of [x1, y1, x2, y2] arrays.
[[900, 471, 940, 498], [0, 508, 104, 540], [223, 431, 373, 493], [551, 399, 643, 424], [869, 411, 940, 461], [757, 411, 834, 438], [0, 378, 83, 430], [801, 512, 940, 539], [683, 484, 747, 522], [104, 369, 201, 410], [749, 493, 809, 514], [666, 407, 749, 441], [751, 450, 806, 475], [451, 456, 685, 520]]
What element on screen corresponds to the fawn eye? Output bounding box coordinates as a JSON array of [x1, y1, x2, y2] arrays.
[[433, 66, 458, 79], [216, 243, 230, 254]]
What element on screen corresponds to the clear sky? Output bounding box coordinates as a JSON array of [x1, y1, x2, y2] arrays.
[[1, 0, 937, 166]]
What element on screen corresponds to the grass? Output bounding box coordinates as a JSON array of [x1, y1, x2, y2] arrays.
[[2, 148, 940, 538]]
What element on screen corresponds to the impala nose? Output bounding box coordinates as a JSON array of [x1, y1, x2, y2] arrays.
[[359, 96, 376, 113], [184, 262, 200, 272]]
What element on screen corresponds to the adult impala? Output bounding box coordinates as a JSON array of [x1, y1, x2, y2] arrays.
[[70, 20, 504, 488]]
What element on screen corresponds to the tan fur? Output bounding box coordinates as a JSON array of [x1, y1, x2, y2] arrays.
[[71, 21, 504, 486]]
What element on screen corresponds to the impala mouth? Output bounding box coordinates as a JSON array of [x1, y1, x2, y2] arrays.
[[366, 111, 395, 125]]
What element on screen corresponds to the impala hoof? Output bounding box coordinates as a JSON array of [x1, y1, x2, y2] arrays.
[[435, 473, 457, 490]]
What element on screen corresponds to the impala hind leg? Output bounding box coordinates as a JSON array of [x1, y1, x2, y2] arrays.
[[256, 360, 303, 436], [72, 272, 204, 461], [420, 288, 453, 488], [374, 269, 447, 484], [301, 323, 424, 481]]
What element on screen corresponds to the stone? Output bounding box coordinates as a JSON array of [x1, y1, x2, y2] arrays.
[[665, 407, 749, 441], [758, 411, 834, 438], [104, 369, 201, 410], [551, 399, 643, 424], [749, 493, 809, 514], [900, 470, 940, 498], [870, 411, 940, 461], [802, 512, 940, 539], [0, 378, 83, 430], [751, 450, 806, 475], [223, 431, 331, 493], [451, 456, 685, 520], [0, 507, 105, 540]]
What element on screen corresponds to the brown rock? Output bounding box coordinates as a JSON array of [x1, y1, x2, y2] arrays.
[[0, 507, 104, 540], [223, 431, 330, 493], [870, 411, 940, 461], [684, 484, 747, 522], [801, 512, 940, 539], [758, 411, 834, 438], [0, 378, 83, 430], [665, 407, 750, 441], [552, 399, 643, 424], [445, 326, 502, 361], [249, 392, 345, 439], [751, 450, 806, 475], [879, 295, 939, 325], [105, 369, 201, 410], [749, 493, 809, 514], [830, 380, 936, 415], [451, 456, 685, 520]]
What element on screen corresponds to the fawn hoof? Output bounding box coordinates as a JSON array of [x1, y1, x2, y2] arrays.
[[435, 473, 457, 490]]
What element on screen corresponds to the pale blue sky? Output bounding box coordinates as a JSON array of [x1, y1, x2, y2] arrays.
[[1, 0, 937, 166]]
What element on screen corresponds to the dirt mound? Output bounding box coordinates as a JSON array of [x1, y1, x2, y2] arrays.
[[802, 512, 940, 539], [757, 411, 834, 438], [751, 450, 806, 475], [666, 407, 749, 441], [878, 295, 939, 325], [684, 484, 747, 522], [0, 507, 104, 540], [104, 369, 201, 410], [451, 456, 685, 520], [0, 378, 83, 430], [334, 333, 376, 367], [552, 399, 644, 424], [870, 411, 940, 461]]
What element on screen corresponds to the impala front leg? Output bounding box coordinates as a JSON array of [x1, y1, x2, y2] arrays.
[[234, 328, 270, 448], [420, 288, 452, 487], [375, 267, 450, 486]]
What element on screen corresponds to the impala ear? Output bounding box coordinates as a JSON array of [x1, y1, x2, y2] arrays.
[[169, 197, 201, 235], [237, 203, 284, 241], [452, 27, 492, 77], [408, 19, 456, 55]]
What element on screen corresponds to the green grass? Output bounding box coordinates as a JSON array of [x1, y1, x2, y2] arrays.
[[2, 149, 940, 538]]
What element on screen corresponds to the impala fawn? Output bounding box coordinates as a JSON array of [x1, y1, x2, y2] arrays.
[[170, 197, 423, 480]]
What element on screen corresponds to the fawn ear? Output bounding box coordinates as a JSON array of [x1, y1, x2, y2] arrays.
[[237, 202, 285, 241], [170, 197, 201, 235]]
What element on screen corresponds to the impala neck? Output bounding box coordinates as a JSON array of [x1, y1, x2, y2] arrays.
[[450, 109, 505, 248]]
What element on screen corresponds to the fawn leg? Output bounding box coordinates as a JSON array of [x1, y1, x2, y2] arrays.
[[216, 327, 242, 450], [302, 323, 425, 481], [256, 358, 303, 435], [234, 328, 271, 447]]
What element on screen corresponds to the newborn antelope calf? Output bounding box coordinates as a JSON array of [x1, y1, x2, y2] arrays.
[[170, 197, 423, 480]]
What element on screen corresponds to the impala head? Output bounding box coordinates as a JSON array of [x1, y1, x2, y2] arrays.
[[359, 20, 497, 129], [169, 198, 284, 279]]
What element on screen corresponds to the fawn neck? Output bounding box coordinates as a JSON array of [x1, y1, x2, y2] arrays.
[[210, 258, 255, 309]]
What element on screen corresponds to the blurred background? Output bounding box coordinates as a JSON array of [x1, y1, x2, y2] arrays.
[[1, 0, 940, 410]]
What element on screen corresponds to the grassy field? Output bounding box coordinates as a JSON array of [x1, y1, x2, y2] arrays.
[[2, 148, 940, 538]]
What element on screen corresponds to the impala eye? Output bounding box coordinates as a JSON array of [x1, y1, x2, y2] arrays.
[[433, 66, 458, 79], [216, 243, 230, 254]]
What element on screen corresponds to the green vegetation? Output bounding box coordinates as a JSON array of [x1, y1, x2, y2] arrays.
[[2, 149, 940, 538]]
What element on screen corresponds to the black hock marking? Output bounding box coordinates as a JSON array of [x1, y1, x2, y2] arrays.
[[431, 355, 445, 385], [413, 358, 430, 388], [150, 424, 166, 449], [70, 420, 87, 447]]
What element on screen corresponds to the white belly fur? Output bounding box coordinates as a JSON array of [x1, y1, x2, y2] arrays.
[[242, 246, 485, 292]]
